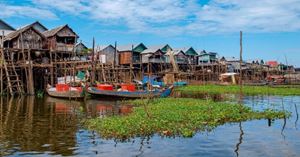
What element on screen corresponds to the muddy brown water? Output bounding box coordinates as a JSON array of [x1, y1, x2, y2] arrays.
[[0, 95, 299, 157]]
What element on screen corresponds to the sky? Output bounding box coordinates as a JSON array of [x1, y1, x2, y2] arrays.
[[1, 0, 300, 67]]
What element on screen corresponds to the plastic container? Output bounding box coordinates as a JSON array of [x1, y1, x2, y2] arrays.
[[56, 84, 70, 91], [121, 84, 136, 91], [96, 84, 113, 91]]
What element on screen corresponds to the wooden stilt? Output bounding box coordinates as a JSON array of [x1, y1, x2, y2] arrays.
[[27, 49, 34, 95]]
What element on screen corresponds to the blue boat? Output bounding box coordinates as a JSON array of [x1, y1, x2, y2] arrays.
[[142, 75, 188, 87], [142, 75, 165, 87], [87, 86, 173, 99]]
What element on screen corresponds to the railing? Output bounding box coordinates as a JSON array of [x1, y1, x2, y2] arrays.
[[149, 58, 165, 63], [56, 43, 74, 52]]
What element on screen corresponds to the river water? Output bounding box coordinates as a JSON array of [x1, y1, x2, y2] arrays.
[[0, 95, 299, 157]]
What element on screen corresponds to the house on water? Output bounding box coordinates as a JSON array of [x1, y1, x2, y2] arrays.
[[183, 47, 198, 64], [159, 44, 172, 54], [141, 46, 166, 64], [165, 49, 188, 64], [98, 44, 118, 65], [222, 57, 248, 73], [198, 50, 217, 65], [3, 23, 47, 50], [75, 41, 89, 60], [118, 43, 147, 65], [43, 25, 78, 53]]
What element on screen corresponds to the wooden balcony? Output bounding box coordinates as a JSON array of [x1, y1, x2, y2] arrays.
[[55, 43, 74, 52]]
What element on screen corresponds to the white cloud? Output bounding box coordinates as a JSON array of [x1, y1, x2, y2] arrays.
[[0, 3, 57, 19], [2, 0, 300, 35], [191, 0, 300, 34], [31, 0, 89, 15]]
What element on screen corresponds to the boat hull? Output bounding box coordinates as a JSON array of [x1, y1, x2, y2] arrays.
[[87, 86, 173, 99], [46, 88, 84, 99]]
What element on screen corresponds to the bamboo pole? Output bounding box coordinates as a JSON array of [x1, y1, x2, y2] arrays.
[[27, 49, 35, 95], [239, 31, 243, 87], [0, 31, 3, 95], [50, 51, 54, 86], [114, 41, 117, 67], [113, 42, 117, 82], [91, 37, 95, 83], [21, 33, 28, 95], [73, 37, 77, 83], [239, 31, 243, 103], [140, 53, 143, 80], [130, 44, 134, 83]]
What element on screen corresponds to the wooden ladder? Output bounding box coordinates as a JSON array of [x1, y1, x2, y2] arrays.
[[2, 50, 24, 95]]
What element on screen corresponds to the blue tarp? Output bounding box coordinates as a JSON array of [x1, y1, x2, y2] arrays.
[[142, 76, 165, 87]]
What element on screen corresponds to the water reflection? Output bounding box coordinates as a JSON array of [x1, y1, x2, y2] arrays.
[[0, 95, 299, 156], [85, 99, 133, 118], [234, 122, 244, 157], [0, 96, 81, 156], [294, 104, 298, 129]]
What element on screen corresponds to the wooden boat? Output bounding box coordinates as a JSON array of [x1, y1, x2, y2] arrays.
[[87, 85, 173, 99], [46, 87, 85, 99]]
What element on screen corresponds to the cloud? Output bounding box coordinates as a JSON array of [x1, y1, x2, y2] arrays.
[[30, 0, 195, 32], [191, 0, 300, 34], [2, 0, 300, 35], [0, 3, 57, 19], [31, 0, 89, 15]]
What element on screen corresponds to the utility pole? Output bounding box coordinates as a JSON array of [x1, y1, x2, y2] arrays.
[[239, 31, 243, 104]]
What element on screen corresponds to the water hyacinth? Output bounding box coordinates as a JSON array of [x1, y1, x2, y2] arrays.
[[176, 85, 300, 96], [85, 98, 290, 140]]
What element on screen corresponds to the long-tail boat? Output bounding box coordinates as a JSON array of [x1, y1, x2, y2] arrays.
[[87, 85, 173, 99], [46, 84, 85, 99]]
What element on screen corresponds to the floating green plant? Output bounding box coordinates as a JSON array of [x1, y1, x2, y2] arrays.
[[36, 90, 44, 98], [176, 85, 300, 96], [85, 98, 290, 140]]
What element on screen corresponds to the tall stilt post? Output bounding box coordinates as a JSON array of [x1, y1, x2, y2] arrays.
[[91, 37, 95, 83], [239, 31, 243, 104]]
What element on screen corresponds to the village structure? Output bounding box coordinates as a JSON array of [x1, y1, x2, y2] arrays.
[[0, 19, 298, 95]]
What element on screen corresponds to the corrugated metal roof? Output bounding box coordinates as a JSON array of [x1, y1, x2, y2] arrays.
[[0, 19, 15, 31], [170, 49, 185, 55], [140, 45, 162, 54], [117, 44, 136, 51]]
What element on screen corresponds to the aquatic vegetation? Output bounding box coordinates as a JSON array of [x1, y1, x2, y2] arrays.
[[85, 98, 290, 140], [36, 90, 44, 98], [176, 85, 300, 96]]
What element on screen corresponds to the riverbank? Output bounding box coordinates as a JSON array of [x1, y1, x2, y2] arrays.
[[176, 85, 300, 96], [85, 98, 289, 140]]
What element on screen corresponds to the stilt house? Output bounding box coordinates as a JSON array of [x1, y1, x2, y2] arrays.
[[3, 24, 46, 50], [184, 47, 198, 64], [43, 25, 78, 52], [98, 44, 118, 65], [118, 43, 147, 65]]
